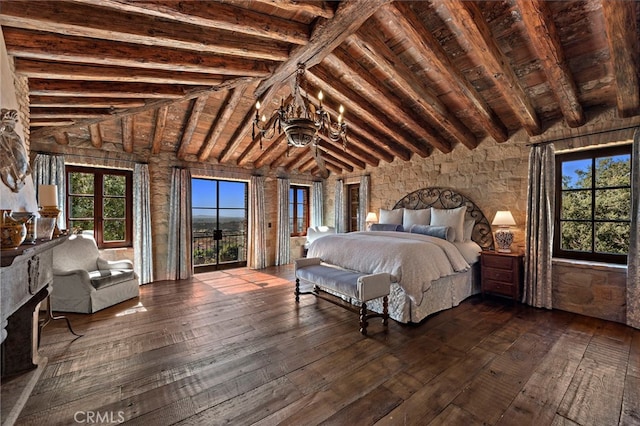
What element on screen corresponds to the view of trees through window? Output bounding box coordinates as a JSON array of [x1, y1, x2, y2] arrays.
[[66, 166, 132, 248], [556, 145, 631, 263]]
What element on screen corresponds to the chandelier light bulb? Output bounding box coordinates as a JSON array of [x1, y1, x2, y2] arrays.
[[256, 101, 261, 110], [261, 114, 266, 122], [339, 105, 345, 114]]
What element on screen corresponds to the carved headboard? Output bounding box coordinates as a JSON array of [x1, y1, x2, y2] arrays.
[[393, 187, 494, 250]]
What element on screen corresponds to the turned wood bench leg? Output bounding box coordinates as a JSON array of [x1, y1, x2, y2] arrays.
[[359, 301, 369, 335], [382, 296, 389, 326], [295, 278, 300, 302]]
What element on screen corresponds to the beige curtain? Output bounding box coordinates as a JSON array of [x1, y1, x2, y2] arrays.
[[247, 175, 267, 269], [523, 144, 555, 309], [167, 168, 192, 280], [133, 163, 153, 284], [311, 180, 323, 227], [627, 128, 640, 329], [358, 175, 370, 231], [275, 177, 290, 265], [334, 179, 345, 233]]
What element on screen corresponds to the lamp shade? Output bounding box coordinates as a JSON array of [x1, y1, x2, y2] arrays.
[[38, 184, 58, 207], [365, 212, 378, 222], [492, 210, 516, 227]]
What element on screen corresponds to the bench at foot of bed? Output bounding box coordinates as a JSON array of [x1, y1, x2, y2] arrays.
[[294, 257, 391, 335]]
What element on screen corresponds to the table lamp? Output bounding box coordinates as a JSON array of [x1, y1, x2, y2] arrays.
[[492, 210, 516, 253]]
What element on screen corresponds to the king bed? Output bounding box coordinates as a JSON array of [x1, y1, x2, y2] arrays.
[[306, 187, 494, 324]]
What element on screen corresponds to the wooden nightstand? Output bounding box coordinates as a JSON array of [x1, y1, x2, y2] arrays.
[[480, 251, 524, 302]]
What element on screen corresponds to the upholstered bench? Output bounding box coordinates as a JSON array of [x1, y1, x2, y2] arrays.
[[294, 257, 391, 335]]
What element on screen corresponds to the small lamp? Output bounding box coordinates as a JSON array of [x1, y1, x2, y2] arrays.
[[492, 210, 516, 253], [38, 184, 62, 237], [365, 212, 378, 231]]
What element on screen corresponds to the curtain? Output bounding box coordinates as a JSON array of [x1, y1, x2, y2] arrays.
[[311, 180, 324, 227], [334, 179, 345, 233], [248, 175, 267, 269], [358, 175, 370, 231], [523, 144, 555, 309], [275, 177, 290, 265], [32, 153, 65, 230], [627, 128, 640, 329], [167, 168, 192, 280], [133, 163, 154, 284]]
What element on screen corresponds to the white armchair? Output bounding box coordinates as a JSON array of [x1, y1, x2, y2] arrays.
[[51, 234, 140, 313]]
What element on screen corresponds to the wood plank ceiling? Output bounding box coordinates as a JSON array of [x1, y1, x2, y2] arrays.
[[1, 0, 639, 177]]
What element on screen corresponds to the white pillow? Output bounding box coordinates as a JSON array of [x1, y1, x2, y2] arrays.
[[463, 219, 475, 241], [430, 206, 466, 243], [379, 208, 403, 225], [403, 209, 431, 231]]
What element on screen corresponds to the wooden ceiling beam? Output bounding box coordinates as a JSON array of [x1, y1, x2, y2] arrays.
[[14, 58, 228, 86], [121, 116, 134, 153], [89, 123, 102, 148], [316, 139, 364, 170], [177, 96, 210, 160], [252, 133, 289, 170], [243, 0, 334, 20], [199, 86, 248, 162], [376, 4, 509, 143], [151, 106, 169, 155], [53, 132, 69, 145], [307, 66, 433, 158], [439, 0, 541, 135], [30, 75, 255, 140], [317, 150, 354, 173], [0, 1, 289, 61], [27, 79, 196, 99], [28, 95, 146, 109], [348, 32, 478, 150], [600, 0, 640, 118], [30, 108, 111, 119], [30, 120, 76, 127], [255, 0, 391, 98], [516, 0, 585, 128], [69, 0, 310, 45], [316, 137, 375, 169], [2, 27, 273, 77], [324, 52, 454, 154]]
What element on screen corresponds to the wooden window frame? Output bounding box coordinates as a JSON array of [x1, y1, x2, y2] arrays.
[[66, 166, 133, 249], [554, 144, 632, 264], [290, 185, 309, 237]]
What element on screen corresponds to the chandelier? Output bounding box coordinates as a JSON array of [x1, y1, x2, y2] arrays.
[[252, 63, 347, 151]]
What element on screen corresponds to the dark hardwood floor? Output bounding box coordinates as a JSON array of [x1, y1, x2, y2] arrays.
[[15, 266, 640, 425]]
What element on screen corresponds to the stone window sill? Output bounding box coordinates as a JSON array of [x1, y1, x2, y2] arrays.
[[552, 258, 627, 273]]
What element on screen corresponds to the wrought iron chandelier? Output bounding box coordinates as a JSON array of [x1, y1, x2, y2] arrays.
[[252, 63, 348, 151]]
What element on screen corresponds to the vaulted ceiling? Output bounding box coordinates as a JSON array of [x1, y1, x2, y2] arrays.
[[2, 0, 639, 177]]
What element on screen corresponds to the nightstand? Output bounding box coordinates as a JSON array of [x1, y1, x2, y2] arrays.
[[480, 251, 524, 302]]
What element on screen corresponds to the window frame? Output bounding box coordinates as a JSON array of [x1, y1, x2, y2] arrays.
[[65, 165, 133, 249], [289, 185, 309, 237], [554, 144, 632, 264]]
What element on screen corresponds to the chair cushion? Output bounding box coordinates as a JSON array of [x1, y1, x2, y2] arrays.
[[89, 269, 136, 290]]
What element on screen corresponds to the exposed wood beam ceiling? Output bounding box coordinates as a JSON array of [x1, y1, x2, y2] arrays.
[[1, 0, 638, 177]]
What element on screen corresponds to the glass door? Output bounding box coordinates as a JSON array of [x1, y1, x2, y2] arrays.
[[192, 178, 248, 272]]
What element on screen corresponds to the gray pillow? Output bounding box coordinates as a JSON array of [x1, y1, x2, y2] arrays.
[[370, 223, 404, 232], [409, 224, 454, 242]]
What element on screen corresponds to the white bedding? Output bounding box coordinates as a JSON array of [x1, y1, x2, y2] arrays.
[[307, 231, 470, 305]]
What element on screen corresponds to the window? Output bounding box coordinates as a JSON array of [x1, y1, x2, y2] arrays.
[[66, 166, 133, 248], [347, 183, 360, 232], [554, 144, 632, 264], [289, 185, 309, 237]]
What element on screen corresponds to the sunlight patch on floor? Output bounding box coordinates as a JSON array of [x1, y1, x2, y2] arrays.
[[115, 302, 148, 317]]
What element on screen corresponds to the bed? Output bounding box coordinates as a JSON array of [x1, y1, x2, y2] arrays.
[[306, 187, 494, 323]]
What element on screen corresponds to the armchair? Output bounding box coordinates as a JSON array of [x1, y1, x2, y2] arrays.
[[51, 234, 139, 313]]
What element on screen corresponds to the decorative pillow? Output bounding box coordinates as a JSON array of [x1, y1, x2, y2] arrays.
[[403, 208, 431, 231], [430, 206, 466, 243], [370, 223, 404, 232], [463, 219, 475, 242], [409, 224, 454, 242], [379, 208, 403, 225]]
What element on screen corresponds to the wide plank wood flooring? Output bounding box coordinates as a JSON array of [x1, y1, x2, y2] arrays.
[[15, 265, 640, 425]]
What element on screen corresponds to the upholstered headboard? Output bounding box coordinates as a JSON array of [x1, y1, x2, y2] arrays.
[[393, 187, 494, 250]]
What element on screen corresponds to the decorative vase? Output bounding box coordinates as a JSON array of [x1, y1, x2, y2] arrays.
[[1, 210, 27, 249]]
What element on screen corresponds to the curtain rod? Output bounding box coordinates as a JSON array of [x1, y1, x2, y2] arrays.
[[526, 124, 639, 147], [35, 151, 146, 165]]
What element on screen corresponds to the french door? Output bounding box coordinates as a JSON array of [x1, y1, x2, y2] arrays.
[[192, 178, 248, 272]]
